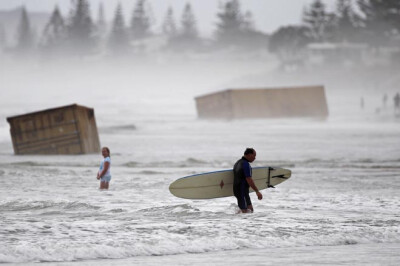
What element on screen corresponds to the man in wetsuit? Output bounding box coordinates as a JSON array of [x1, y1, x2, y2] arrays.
[[233, 148, 263, 213]]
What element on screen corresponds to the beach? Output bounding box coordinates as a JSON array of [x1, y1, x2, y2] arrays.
[[1, 62, 399, 265]]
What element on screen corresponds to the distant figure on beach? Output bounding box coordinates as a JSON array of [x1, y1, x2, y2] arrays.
[[233, 148, 262, 213], [360, 97, 364, 110], [97, 147, 111, 189], [394, 93, 400, 113], [383, 93, 387, 108]]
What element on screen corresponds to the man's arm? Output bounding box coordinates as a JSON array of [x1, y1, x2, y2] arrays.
[[246, 177, 263, 200]]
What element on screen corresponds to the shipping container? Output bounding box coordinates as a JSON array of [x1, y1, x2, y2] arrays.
[[195, 86, 328, 119], [6, 104, 101, 155]]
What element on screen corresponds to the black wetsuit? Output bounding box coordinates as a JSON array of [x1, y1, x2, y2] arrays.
[[233, 157, 252, 210]]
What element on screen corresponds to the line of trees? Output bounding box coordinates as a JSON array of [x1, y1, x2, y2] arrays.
[[302, 0, 400, 45], [5, 0, 267, 60], [269, 0, 400, 64], [2, 0, 400, 63]]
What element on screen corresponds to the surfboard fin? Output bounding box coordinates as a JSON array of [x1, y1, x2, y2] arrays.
[[272, 174, 288, 179]]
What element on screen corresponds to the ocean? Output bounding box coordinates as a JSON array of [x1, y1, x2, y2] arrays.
[[0, 61, 399, 265]]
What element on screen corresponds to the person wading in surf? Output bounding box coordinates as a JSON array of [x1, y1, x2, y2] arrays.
[[233, 148, 262, 213], [97, 147, 112, 189]]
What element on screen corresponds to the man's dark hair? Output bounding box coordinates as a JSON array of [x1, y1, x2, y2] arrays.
[[244, 148, 255, 155]]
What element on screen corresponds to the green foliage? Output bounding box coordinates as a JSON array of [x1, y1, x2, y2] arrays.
[[269, 26, 311, 56], [0, 23, 6, 48], [41, 6, 66, 52], [358, 0, 400, 32], [333, 0, 361, 42], [17, 7, 34, 52], [357, 0, 400, 46], [6, 0, 400, 60], [167, 3, 200, 51], [302, 0, 334, 42], [215, 0, 242, 44], [162, 7, 177, 37], [108, 3, 130, 55], [180, 3, 198, 40], [68, 0, 96, 54], [130, 0, 152, 40], [97, 3, 106, 31], [214, 0, 267, 49]]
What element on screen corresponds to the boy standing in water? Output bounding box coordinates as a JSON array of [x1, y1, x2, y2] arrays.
[[97, 147, 111, 189]]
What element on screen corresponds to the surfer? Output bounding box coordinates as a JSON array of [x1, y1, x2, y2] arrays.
[[233, 148, 263, 213], [97, 147, 112, 189]]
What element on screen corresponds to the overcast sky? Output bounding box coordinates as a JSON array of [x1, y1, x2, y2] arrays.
[[0, 0, 336, 36]]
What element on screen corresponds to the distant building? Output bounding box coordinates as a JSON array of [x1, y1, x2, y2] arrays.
[[306, 42, 368, 67], [7, 104, 100, 155], [195, 86, 328, 119], [306, 41, 400, 67]]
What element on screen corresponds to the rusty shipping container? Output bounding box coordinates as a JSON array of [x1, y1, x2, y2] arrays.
[[6, 104, 101, 155], [195, 86, 329, 119]]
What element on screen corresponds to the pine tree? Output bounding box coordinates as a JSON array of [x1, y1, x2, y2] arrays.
[[215, 0, 243, 45], [96, 2, 107, 40], [108, 3, 130, 56], [385, 0, 400, 33], [357, 0, 400, 44], [68, 0, 95, 54], [242, 11, 255, 32], [180, 3, 198, 40], [41, 6, 66, 53], [16, 6, 34, 53], [130, 0, 152, 40], [0, 23, 6, 49], [333, 0, 361, 42], [302, 0, 333, 42], [162, 6, 177, 38], [168, 3, 200, 51], [215, 1, 267, 50]]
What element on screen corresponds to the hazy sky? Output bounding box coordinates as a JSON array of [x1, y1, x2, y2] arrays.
[[0, 0, 336, 36]]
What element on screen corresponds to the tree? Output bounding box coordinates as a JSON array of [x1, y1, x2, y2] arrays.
[[269, 25, 311, 65], [168, 3, 200, 51], [0, 23, 6, 49], [357, 0, 400, 46], [16, 6, 34, 53], [96, 2, 108, 40], [180, 3, 198, 40], [41, 6, 67, 55], [130, 0, 152, 40], [68, 0, 95, 55], [215, 0, 243, 45], [384, 0, 400, 33], [214, 0, 267, 50], [332, 0, 361, 42], [302, 0, 334, 42], [162, 6, 177, 38], [108, 3, 130, 56], [242, 11, 255, 32], [241, 10, 268, 50]]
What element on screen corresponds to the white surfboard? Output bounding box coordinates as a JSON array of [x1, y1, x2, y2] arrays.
[[169, 166, 291, 199]]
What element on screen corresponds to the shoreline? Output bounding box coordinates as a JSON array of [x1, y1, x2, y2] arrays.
[[7, 243, 400, 266]]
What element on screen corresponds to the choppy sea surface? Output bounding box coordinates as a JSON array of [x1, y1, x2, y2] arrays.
[[0, 63, 399, 265]]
